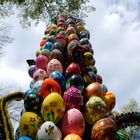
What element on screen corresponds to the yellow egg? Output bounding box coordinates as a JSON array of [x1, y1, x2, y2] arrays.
[[19, 112, 42, 138], [41, 92, 65, 124], [51, 23, 57, 29], [76, 25, 85, 33]]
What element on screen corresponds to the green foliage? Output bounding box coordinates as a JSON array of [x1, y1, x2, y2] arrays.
[[0, 0, 95, 27], [119, 98, 140, 139]]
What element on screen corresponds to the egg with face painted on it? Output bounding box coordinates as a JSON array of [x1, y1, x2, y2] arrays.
[[61, 108, 85, 137], [36, 121, 62, 140], [41, 92, 65, 123]]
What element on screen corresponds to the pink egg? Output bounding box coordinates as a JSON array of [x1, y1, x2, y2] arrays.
[[47, 59, 63, 76], [61, 108, 85, 137], [36, 54, 49, 69], [63, 87, 83, 110]]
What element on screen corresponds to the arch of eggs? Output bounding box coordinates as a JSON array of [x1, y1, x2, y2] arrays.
[[16, 15, 117, 140]]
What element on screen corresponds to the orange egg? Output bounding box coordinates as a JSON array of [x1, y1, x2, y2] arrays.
[[64, 134, 82, 140]]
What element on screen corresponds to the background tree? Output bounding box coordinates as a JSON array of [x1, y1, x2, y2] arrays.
[[117, 98, 140, 139], [0, 0, 95, 27], [0, 22, 13, 59]]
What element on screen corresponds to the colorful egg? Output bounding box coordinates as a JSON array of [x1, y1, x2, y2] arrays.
[[36, 121, 62, 140], [68, 33, 79, 44], [41, 92, 65, 123], [65, 62, 81, 78], [43, 41, 53, 52], [66, 74, 84, 92], [91, 118, 117, 140], [51, 23, 57, 30], [19, 112, 42, 138], [57, 26, 65, 33], [32, 80, 43, 95], [101, 84, 108, 93], [24, 92, 41, 112], [55, 33, 66, 48], [28, 65, 36, 78], [18, 136, 32, 140], [84, 96, 107, 125], [49, 49, 64, 63], [61, 108, 85, 137], [33, 69, 48, 82], [24, 88, 34, 97], [52, 42, 64, 54], [40, 39, 47, 48], [64, 134, 82, 140], [47, 59, 63, 76], [66, 26, 76, 37], [78, 30, 90, 40], [40, 78, 61, 100], [96, 74, 103, 84], [49, 71, 66, 91], [41, 49, 50, 57], [83, 82, 103, 101], [76, 25, 85, 33], [83, 52, 94, 66], [102, 92, 116, 112], [36, 54, 49, 69], [63, 87, 83, 110]]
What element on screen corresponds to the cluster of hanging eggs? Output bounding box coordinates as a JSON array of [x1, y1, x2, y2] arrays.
[[16, 15, 117, 140]]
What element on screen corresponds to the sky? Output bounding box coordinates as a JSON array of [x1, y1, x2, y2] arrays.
[[0, 0, 140, 112]]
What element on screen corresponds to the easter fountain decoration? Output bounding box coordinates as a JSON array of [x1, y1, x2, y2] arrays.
[[14, 15, 140, 140]]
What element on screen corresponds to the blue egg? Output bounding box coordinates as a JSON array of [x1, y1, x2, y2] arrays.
[[18, 136, 32, 140], [43, 41, 53, 51], [49, 71, 66, 91]]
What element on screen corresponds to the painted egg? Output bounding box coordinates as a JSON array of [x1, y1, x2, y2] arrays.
[[30, 80, 35, 89], [52, 42, 64, 54], [36, 121, 62, 140], [40, 39, 47, 48], [83, 52, 94, 66], [68, 33, 79, 44], [66, 74, 84, 92], [33, 69, 48, 82], [40, 78, 61, 100], [78, 30, 90, 40], [101, 84, 108, 93], [24, 88, 34, 97], [47, 59, 63, 76], [64, 134, 82, 140], [49, 71, 66, 91], [36, 54, 49, 69], [66, 18, 75, 26], [32, 80, 43, 95], [61, 108, 85, 137], [65, 62, 81, 79], [18, 136, 32, 140], [57, 26, 65, 33], [28, 65, 36, 78], [91, 118, 117, 140], [47, 35, 55, 43], [102, 91, 116, 112], [96, 74, 103, 84], [41, 49, 50, 58], [66, 26, 76, 37], [63, 87, 83, 110], [24, 92, 41, 112], [55, 33, 66, 48], [51, 23, 57, 30], [49, 49, 64, 63], [19, 112, 42, 138], [43, 41, 53, 52], [41, 92, 65, 123], [83, 82, 103, 101], [76, 25, 85, 33], [84, 96, 107, 125]]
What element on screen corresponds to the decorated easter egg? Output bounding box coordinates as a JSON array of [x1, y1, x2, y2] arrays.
[[19, 112, 42, 138], [32, 80, 43, 95], [83, 52, 94, 66], [33, 69, 48, 82], [24, 88, 34, 97], [49, 71, 66, 90], [102, 92, 116, 112], [49, 49, 64, 63], [91, 118, 117, 140], [47, 35, 55, 43], [101, 84, 108, 93], [30, 80, 35, 89], [66, 26, 76, 37], [76, 25, 85, 33], [51, 23, 57, 30], [47, 59, 63, 76], [78, 30, 90, 40], [57, 26, 65, 33], [64, 134, 82, 140], [24, 92, 41, 112], [43, 41, 53, 52], [35, 54, 49, 69], [52, 42, 64, 54], [63, 87, 83, 110], [18, 136, 32, 140], [96, 74, 103, 84], [84, 96, 106, 125], [40, 39, 47, 48], [68, 33, 79, 44], [41, 92, 65, 123], [66, 18, 75, 26], [83, 82, 103, 101], [36, 121, 62, 140], [65, 62, 81, 78], [55, 33, 66, 47], [66, 74, 84, 92], [61, 108, 85, 137], [40, 78, 61, 100], [28, 65, 36, 78], [41, 49, 50, 58]]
